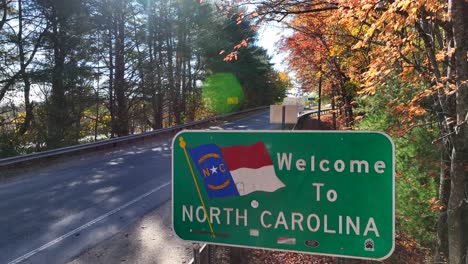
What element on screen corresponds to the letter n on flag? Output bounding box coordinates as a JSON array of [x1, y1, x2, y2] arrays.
[[187, 142, 285, 199]]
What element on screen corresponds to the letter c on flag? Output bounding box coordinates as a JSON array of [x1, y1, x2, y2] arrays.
[[219, 163, 226, 173]]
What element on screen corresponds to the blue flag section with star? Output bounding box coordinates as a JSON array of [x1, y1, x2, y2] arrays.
[[187, 144, 240, 199]]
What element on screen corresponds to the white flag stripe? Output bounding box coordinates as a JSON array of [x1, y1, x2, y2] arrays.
[[230, 165, 285, 196]]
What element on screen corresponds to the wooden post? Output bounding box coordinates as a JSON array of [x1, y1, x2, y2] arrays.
[[332, 86, 337, 130], [281, 105, 286, 130], [318, 76, 322, 129]]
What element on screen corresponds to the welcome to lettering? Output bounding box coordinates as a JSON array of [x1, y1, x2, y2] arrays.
[[276, 153, 387, 174]]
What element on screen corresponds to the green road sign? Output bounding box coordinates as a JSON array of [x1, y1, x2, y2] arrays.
[[172, 131, 395, 260], [227, 97, 239, 105]]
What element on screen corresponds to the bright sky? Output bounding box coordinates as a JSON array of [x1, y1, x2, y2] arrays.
[[256, 22, 302, 96], [256, 22, 291, 72]]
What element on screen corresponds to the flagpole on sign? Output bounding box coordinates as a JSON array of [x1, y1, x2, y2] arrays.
[[179, 136, 216, 238]]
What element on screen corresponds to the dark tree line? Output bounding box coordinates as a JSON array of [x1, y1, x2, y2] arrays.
[[0, 0, 289, 156]]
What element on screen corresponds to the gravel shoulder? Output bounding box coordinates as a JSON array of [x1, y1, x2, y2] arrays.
[[69, 200, 194, 264]]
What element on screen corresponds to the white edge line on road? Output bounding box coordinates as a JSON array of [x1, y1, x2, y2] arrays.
[[8, 181, 171, 264]]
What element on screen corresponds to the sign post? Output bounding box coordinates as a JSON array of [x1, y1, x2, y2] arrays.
[[270, 105, 298, 128], [172, 131, 395, 260]]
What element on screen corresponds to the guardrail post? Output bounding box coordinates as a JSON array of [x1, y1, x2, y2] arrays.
[[336, 257, 347, 264], [192, 243, 201, 264], [208, 244, 215, 264], [229, 247, 243, 263]]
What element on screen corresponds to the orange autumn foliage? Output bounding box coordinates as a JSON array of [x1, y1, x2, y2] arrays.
[[218, 0, 452, 127]]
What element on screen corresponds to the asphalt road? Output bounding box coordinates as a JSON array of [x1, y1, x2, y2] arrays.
[[0, 110, 280, 264]]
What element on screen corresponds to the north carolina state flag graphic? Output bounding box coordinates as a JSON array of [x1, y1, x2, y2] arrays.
[[187, 142, 285, 199]]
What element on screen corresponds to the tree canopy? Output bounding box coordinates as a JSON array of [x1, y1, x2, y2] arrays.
[[0, 0, 289, 155]]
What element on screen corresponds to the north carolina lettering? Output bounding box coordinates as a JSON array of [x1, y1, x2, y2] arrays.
[[260, 211, 380, 237], [182, 205, 380, 237], [182, 205, 248, 226], [276, 153, 386, 174]]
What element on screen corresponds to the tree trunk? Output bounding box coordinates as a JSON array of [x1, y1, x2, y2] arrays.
[[435, 150, 451, 262], [174, 28, 183, 125], [447, 1, 468, 263], [186, 51, 195, 122], [47, 14, 67, 149], [149, 5, 164, 130], [0, 0, 7, 32], [16, 0, 33, 138], [154, 28, 164, 129], [107, 28, 115, 138], [166, 25, 175, 126], [147, 21, 157, 130], [114, 3, 128, 136], [331, 86, 337, 130]]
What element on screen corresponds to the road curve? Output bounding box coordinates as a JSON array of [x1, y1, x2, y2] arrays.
[[0, 110, 280, 264]]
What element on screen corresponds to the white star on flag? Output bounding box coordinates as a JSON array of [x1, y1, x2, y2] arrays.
[[210, 166, 218, 174]]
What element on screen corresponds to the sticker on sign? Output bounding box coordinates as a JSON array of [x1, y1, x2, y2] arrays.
[[172, 131, 395, 260]]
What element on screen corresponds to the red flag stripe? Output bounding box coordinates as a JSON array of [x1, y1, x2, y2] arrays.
[[221, 142, 273, 171]]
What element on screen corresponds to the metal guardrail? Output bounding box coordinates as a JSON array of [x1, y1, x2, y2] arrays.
[[308, 108, 333, 117], [0, 106, 268, 168], [298, 108, 333, 118], [293, 108, 334, 131]]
